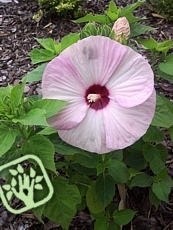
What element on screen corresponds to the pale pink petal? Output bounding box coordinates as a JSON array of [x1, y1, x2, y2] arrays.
[[103, 90, 156, 150], [58, 109, 113, 154], [42, 56, 86, 100], [61, 36, 127, 87], [106, 48, 154, 108], [47, 99, 88, 130]]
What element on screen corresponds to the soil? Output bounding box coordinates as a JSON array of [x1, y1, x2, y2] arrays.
[[0, 0, 173, 229]]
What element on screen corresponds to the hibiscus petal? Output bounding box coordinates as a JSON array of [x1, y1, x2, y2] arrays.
[[42, 55, 86, 100], [58, 109, 113, 154], [47, 99, 88, 130], [106, 48, 154, 108], [61, 36, 127, 87], [103, 90, 156, 150]]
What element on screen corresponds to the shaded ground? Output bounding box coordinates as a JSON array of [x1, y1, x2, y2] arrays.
[[0, 0, 173, 229]]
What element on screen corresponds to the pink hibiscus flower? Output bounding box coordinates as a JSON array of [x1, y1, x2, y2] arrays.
[[42, 36, 156, 154]]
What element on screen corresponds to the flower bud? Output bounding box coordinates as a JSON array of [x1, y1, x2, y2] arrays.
[[112, 17, 130, 43]]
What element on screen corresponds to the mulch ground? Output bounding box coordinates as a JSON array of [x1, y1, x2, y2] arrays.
[[0, 0, 173, 229]]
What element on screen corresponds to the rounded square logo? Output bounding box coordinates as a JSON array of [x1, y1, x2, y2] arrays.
[[0, 155, 54, 214]]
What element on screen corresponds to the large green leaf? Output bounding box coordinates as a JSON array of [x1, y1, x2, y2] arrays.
[[130, 23, 154, 37], [61, 33, 80, 51], [130, 173, 152, 187], [94, 215, 109, 230], [29, 48, 56, 64], [49, 134, 86, 155], [24, 63, 47, 83], [136, 38, 158, 50], [152, 177, 173, 203], [10, 84, 24, 107], [22, 135, 56, 172], [0, 127, 19, 157], [152, 94, 173, 128], [108, 159, 129, 183], [143, 145, 166, 174], [32, 99, 67, 118], [35, 38, 58, 53], [86, 182, 104, 214], [95, 174, 115, 207], [159, 62, 173, 76], [43, 176, 81, 230], [142, 125, 164, 142], [12, 108, 48, 126], [121, 0, 144, 16], [73, 153, 100, 168], [113, 209, 137, 225]]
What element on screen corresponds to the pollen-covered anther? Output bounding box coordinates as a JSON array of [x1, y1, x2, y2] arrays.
[[87, 93, 101, 103]]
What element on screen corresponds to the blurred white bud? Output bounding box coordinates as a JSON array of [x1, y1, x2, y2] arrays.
[[112, 17, 130, 43]]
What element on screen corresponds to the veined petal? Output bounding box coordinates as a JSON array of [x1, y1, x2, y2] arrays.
[[106, 48, 154, 108], [103, 90, 156, 150], [61, 36, 127, 87], [58, 109, 113, 154], [47, 99, 88, 130], [42, 56, 86, 100]]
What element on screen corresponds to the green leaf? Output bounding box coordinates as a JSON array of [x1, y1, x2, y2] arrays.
[[94, 215, 109, 230], [34, 184, 43, 190], [74, 153, 100, 169], [32, 99, 67, 118], [152, 177, 173, 203], [95, 174, 115, 207], [157, 68, 173, 82], [43, 177, 81, 230], [49, 134, 85, 155], [24, 63, 47, 83], [104, 150, 123, 162], [22, 135, 56, 172], [86, 182, 104, 214], [37, 127, 57, 135], [123, 148, 146, 171], [157, 40, 173, 54], [29, 48, 56, 64], [0, 127, 18, 157], [152, 94, 173, 128], [149, 189, 160, 209], [136, 38, 158, 50], [13, 108, 48, 126], [142, 125, 164, 142], [130, 23, 154, 37], [10, 84, 24, 107], [108, 0, 118, 13], [74, 14, 110, 23], [159, 62, 173, 76], [113, 209, 137, 225], [35, 38, 58, 53], [108, 159, 129, 183], [108, 221, 121, 230], [61, 33, 80, 51], [125, 13, 146, 23], [130, 173, 152, 187], [169, 126, 173, 141], [121, 1, 145, 16], [143, 146, 166, 174]]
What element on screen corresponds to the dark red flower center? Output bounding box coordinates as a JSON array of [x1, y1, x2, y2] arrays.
[[85, 84, 110, 110]]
